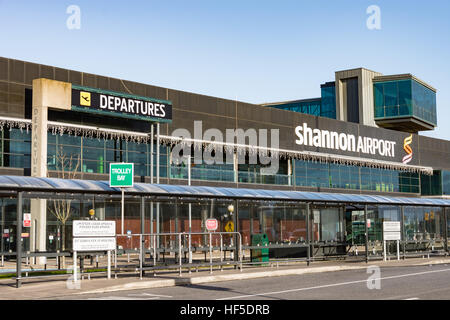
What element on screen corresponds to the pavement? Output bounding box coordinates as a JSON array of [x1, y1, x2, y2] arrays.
[[0, 256, 449, 300], [72, 263, 450, 300]]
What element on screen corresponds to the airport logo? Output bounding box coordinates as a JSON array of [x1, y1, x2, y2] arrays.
[[80, 91, 91, 106], [295, 123, 397, 158], [402, 134, 413, 164]]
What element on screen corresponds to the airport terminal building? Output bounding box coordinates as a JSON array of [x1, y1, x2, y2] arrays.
[[0, 57, 449, 260]]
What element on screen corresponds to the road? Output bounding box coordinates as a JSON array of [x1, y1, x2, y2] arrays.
[[55, 263, 450, 300]]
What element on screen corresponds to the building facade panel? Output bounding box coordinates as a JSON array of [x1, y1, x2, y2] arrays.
[[0, 57, 448, 197]]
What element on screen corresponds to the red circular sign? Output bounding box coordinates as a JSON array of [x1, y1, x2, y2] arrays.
[[205, 219, 218, 231]]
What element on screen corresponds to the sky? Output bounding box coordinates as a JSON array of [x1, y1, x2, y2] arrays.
[[0, 0, 449, 140]]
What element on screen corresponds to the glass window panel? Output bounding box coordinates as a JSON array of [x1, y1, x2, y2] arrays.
[[384, 82, 398, 107]]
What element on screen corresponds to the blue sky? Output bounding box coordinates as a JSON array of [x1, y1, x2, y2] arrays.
[[0, 0, 449, 139]]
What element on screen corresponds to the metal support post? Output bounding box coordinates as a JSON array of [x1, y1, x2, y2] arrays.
[[209, 232, 212, 274], [444, 207, 448, 254], [156, 123, 160, 255], [73, 250, 78, 285], [233, 200, 239, 265], [220, 234, 223, 271], [140, 196, 145, 272], [188, 155, 192, 264], [306, 202, 310, 266], [1, 202, 4, 268], [178, 233, 182, 277], [364, 205, 369, 263], [239, 233, 243, 272], [401, 206, 406, 259], [16, 191, 23, 288], [114, 250, 117, 279], [383, 240, 387, 261], [107, 250, 111, 280], [397, 240, 400, 260], [150, 124, 154, 251], [139, 234, 143, 280], [121, 188, 124, 235], [153, 234, 156, 275]]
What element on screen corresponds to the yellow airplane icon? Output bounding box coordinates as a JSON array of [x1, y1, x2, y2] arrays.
[[80, 91, 91, 106]]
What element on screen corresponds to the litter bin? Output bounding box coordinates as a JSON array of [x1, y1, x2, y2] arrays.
[[251, 233, 269, 265]]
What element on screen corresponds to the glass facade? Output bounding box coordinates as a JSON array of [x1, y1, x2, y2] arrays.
[[320, 83, 337, 119], [238, 158, 290, 185], [0, 129, 31, 169], [444, 171, 450, 196], [0, 130, 447, 195], [421, 170, 443, 196], [269, 99, 322, 117], [404, 206, 445, 242], [2, 195, 447, 257], [294, 160, 420, 193], [47, 132, 168, 177], [374, 79, 437, 126], [170, 151, 235, 182]]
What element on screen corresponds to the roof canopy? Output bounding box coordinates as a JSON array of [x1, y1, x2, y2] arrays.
[[0, 176, 449, 207]]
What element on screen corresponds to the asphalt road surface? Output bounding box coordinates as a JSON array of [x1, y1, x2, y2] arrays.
[[56, 263, 450, 300]]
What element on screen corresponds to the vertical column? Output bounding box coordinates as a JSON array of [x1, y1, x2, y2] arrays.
[[306, 202, 310, 266], [364, 205, 369, 263], [16, 192, 23, 288], [150, 124, 154, 247], [175, 198, 179, 234], [140, 197, 145, 235], [140, 197, 145, 266], [401, 206, 406, 259], [30, 95, 48, 262], [444, 207, 448, 254], [150, 124, 154, 183], [234, 200, 239, 263], [30, 79, 70, 264], [1, 201, 4, 261], [233, 152, 238, 184], [287, 159, 292, 186], [156, 123, 160, 251], [292, 159, 296, 187]]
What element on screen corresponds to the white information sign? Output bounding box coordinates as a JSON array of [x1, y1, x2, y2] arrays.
[[73, 237, 116, 251], [383, 221, 401, 232], [73, 220, 116, 237], [384, 231, 401, 241]]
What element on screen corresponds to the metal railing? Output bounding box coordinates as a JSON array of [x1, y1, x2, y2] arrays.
[[114, 231, 243, 278]]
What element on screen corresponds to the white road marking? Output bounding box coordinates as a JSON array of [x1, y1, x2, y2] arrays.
[[217, 267, 450, 300], [89, 296, 159, 300], [127, 293, 173, 298], [403, 297, 419, 300]]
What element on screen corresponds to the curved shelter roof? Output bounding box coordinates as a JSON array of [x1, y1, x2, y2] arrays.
[[0, 176, 449, 207]]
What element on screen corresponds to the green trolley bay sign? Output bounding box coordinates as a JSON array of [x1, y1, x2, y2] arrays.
[[109, 163, 134, 187]]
